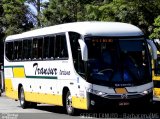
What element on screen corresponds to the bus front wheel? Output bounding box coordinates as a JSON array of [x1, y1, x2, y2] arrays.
[[19, 86, 29, 109]]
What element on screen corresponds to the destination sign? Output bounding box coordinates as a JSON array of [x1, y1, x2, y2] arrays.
[[92, 38, 113, 43]]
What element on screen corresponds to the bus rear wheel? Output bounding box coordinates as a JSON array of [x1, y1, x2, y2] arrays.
[[65, 91, 75, 115], [19, 86, 29, 109]]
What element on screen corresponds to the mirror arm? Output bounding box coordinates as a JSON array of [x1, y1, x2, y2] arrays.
[[147, 39, 157, 60], [78, 39, 88, 61]]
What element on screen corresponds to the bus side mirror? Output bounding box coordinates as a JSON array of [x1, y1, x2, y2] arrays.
[[78, 39, 88, 61], [147, 39, 157, 60]]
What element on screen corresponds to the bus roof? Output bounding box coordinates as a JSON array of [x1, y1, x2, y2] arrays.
[[5, 21, 144, 41]]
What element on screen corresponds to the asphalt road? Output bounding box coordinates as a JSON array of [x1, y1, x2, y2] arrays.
[[1, 93, 160, 119]]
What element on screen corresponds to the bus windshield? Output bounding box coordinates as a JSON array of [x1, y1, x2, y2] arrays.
[[85, 37, 151, 87]]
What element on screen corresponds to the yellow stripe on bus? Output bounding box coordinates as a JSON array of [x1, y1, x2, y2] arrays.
[[25, 93, 88, 110], [13, 67, 25, 78], [25, 92, 63, 106], [5, 79, 88, 110], [5, 79, 18, 100], [72, 96, 88, 110]]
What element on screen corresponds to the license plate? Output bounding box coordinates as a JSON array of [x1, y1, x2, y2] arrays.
[[119, 102, 130, 106]]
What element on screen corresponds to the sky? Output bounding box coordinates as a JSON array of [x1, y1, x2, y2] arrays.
[[29, 0, 49, 15]]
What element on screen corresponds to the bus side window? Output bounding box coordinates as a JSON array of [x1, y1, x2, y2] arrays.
[[55, 34, 68, 59], [37, 37, 43, 59], [23, 40, 28, 60], [5, 42, 14, 61], [14, 41, 19, 60], [49, 36, 55, 59], [32, 38, 38, 60], [17, 40, 23, 60], [43, 36, 50, 59], [27, 39, 32, 60]]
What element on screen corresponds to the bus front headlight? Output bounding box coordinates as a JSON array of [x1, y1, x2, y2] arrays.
[[142, 88, 152, 95], [87, 88, 106, 96], [143, 90, 148, 95]]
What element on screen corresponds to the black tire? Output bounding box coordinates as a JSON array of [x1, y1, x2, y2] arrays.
[[19, 86, 29, 109], [65, 91, 75, 115]]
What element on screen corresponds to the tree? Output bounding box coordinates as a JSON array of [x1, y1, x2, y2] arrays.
[[0, 0, 4, 38], [84, 0, 160, 37], [130, 0, 160, 36], [2, 0, 33, 35], [150, 16, 160, 39], [0, 0, 4, 63], [41, 0, 87, 26], [0, 0, 34, 63]]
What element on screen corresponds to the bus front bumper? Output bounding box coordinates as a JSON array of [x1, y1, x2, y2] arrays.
[[87, 92, 153, 109]]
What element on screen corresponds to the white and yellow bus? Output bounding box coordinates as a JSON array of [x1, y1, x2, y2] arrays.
[[4, 22, 157, 115], [151, 39, 160, 101]]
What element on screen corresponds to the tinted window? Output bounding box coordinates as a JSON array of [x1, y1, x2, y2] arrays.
[[55, 34, 68, 59], [5, 33, 68, 61], [85, 37, 151, 86], [43, 36, 50, 59], [14, 41, 19, 60], [49, 36, 55, 59], [17, 41, 23, 60], [32, 37, 43, 59], [5, 42, 14, 60], [23, 39, 32, 60]]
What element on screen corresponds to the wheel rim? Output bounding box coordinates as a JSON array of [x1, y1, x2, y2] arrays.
[[20, 88, 25, 105], [66, 94, 73, 113]]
